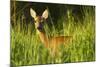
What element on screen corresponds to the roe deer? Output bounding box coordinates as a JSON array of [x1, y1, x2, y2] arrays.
[[30, 8, 72, 56]]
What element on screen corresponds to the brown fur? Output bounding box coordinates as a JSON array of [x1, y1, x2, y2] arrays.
[[38, 31, 72, 56]]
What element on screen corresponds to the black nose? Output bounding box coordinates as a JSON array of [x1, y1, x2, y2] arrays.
[[37, 26, 42, 30], [37, 23, 43, 31]]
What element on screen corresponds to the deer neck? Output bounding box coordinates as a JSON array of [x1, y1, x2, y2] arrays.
[[37, 30, 49, 48]]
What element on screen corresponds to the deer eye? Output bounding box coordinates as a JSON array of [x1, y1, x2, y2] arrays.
[[34, 20, 36, 23]]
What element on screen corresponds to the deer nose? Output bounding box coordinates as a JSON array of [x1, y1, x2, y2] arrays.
[[37, 23, 43, 31], [37, 26, 42, 30]]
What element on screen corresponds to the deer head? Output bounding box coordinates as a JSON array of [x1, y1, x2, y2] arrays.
[[30, 8, 48, 32]]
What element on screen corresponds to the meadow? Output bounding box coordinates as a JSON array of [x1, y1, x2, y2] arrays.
[[11, 1, 95, 66]]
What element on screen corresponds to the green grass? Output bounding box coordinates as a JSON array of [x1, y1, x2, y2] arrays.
[[11, 7, 95, 66]]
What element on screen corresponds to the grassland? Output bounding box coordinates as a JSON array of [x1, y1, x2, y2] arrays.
[[11, 4, 95, 66]]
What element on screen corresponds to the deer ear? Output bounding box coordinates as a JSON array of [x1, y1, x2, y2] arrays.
[[30, 8, 36, 19], [42, 9, 48, 19]]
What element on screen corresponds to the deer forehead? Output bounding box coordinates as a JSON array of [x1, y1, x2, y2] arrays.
[[34, 16, 43, 23]]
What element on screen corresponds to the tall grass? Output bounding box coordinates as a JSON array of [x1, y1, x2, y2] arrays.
[[11, 6, 95, 66]]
